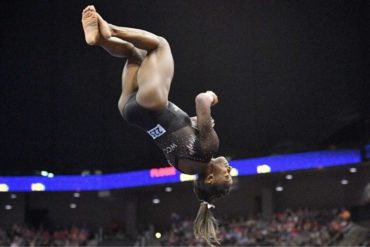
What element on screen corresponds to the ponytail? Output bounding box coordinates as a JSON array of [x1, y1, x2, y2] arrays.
[[193, 202, 220, 246], [193, 177, 230, 246]]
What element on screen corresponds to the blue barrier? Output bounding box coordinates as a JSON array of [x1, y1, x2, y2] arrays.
[[0, 149, 361, 192]]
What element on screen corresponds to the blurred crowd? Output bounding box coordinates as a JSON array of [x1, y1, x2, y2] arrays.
[[0, 208, 365, 247], [0, 224, 98, 247], [140, 208, 354, 246]]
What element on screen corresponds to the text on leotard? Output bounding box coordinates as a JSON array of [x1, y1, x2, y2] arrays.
[[147, 124, 166, 139]]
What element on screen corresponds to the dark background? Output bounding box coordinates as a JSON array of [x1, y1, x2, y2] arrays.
[[1, 0, 369, 175]]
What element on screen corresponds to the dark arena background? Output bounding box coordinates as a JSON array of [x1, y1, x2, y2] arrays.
[[1, 0, 370, 246]]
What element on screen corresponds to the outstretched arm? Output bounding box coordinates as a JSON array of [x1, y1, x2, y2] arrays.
[[195, 91, 220, 153]]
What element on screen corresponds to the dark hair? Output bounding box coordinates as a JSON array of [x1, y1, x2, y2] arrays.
[[193, 173, 231, 246]]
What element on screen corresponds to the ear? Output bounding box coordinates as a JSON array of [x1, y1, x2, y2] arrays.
[[205, 173, 214, 184]]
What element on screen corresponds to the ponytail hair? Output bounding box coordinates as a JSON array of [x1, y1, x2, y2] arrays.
[[193, 174, 231, 246], [194, 202, 219, 246]]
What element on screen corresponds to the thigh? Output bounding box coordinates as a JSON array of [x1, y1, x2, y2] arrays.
[[136, 38, 174, 107], [118, 58, 141, 114]]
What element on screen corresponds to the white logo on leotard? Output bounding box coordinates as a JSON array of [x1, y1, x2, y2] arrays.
[[186, 134, 196, 155], [147, 124, 166, 139], [163, 143, 178, 154]]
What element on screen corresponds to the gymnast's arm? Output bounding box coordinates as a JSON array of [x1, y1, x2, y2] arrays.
[[195, 91, 220, 153]]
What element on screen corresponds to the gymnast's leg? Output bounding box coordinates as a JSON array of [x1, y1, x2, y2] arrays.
[[82, 5, 146, 111], [81, 5, 145, 59], [96, 11, 175, 111], [82, 5, 174, 112]]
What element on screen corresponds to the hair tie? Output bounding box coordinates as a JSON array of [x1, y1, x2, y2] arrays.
[[202, 201, 215, 209]]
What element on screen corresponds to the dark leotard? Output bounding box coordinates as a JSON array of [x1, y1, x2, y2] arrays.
[[122, 93, 216, 169]]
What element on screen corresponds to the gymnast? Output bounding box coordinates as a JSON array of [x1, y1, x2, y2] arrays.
[[82, 5, 233, 246]]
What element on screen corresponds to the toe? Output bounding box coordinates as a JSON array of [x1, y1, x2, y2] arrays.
[[87, 5, 95, 11], [83, 6, 91, 13]]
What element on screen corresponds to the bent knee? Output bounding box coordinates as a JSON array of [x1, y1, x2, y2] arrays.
[[157, 36, 170, 49]]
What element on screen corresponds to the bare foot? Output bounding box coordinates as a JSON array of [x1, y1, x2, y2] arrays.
[[81, 5, 101, 45], [97, 13, 112, 39]]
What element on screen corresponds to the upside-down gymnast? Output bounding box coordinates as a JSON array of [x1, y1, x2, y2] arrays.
[[82, 5, 233, 246]]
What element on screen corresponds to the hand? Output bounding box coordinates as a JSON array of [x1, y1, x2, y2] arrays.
[[205, 91, 219, 106]]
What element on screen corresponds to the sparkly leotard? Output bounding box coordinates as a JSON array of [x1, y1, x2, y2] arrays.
[[122, 93, 217, 168]]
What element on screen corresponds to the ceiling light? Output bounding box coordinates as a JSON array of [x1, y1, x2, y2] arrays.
[[152, 198, 160, 204], [285, 174, 293, 180], [275, 186, 284, 192], [341, 179, 349, 185], [349, 167, 357, 173]]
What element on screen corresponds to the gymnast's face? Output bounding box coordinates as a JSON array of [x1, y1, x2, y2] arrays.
[[206, 156, 233, 186]]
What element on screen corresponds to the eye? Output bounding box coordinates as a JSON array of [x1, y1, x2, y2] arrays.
[[225, 165, 231, 172]]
